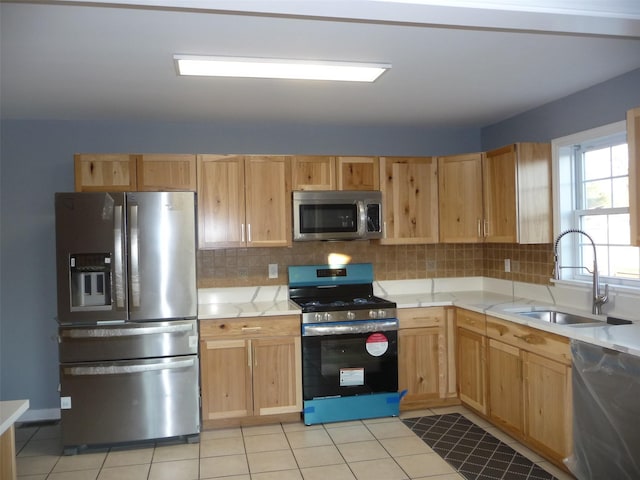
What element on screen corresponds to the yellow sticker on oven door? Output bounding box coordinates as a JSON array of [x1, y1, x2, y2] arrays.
[[366, 333, 389, 356]]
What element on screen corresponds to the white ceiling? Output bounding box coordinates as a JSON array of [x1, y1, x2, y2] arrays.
[[1, 0, 640, 128]]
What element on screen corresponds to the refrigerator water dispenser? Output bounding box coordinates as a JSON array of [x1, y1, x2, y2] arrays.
[[70, 254, 111, 308]]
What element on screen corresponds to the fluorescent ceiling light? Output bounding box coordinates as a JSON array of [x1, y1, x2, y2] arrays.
[[174, 55, 390, 82]]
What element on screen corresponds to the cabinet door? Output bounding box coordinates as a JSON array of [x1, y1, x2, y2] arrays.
[[628, 107, 640, 246], [483, 145, 518, 243], [74, 154, 137, 192], [197, 154, 245, 249], [488, 339, 523, 435], [380, 157, 439, 244], [200, 338, 252, 421], [457, 327, 487, 415], [137, 154, 196, 191], [336, 156, 380, 190], [438, 153, 484, 243], [291, 156, 336, 190], [252, 336, 302, 416], [399, 327, 442, 408], [245, 156, 292, 247], [523, 351, 572, 462]]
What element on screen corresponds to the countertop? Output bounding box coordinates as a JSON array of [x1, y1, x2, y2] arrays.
[[198, 277, 640, 357], [0, 400, 29, 435]]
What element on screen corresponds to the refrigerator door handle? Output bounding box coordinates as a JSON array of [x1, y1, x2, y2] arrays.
[[114, 205, 125, 309], [61, 323, 194, 338], [129, 204, 141, 308], [64, 357, 196, 376]]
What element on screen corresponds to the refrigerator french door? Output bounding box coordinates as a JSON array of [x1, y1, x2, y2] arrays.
[[55, 192, 199, 452]]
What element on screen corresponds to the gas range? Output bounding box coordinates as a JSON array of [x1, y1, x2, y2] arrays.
[[288, 264, 396, 324]]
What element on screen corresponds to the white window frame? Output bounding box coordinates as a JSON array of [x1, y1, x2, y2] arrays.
[[552, 120, 640, 291]]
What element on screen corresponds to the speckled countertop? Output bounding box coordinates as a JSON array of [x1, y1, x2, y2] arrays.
[[199, 276, 640, 357]]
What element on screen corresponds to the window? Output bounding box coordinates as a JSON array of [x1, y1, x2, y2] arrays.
[[553, 121, 639, 287]]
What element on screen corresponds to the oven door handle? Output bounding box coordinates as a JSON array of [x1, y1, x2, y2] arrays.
[[302, 319, 398, 336]]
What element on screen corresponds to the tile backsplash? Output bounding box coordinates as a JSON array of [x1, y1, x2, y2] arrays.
[[197, 242, 554, 288]]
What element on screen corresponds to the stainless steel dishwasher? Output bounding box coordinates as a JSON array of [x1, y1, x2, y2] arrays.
[[567, 339, 640, 479]]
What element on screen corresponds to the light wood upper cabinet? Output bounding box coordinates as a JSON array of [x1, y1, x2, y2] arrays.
[[291, 156, 336, 190], [336, 156, 380, 190], [197, 155, 291, 249], [75, 153, 196, 192], [199, 316, 302, 428], [74, 154, 137, 192], [245, 156, 292, 247], [483, 143, 552, 244], [136, 154, 196, 191], [438, 153, 484, 243], [456, 309, 487, 415], [197, 154, 246, 248], [380, 157, 439, 244], [628, 106, 640, 246]]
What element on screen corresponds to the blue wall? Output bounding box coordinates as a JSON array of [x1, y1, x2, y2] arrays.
[[0, 120, 478, 415], [1, 67, 639, 417], [482, 68, 640, 149]]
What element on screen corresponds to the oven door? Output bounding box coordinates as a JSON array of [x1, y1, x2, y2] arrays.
[[301, 320, 398, 400]]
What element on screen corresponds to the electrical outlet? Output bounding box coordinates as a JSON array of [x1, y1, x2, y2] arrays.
[[504, 259, 511, 272], [268, 263, 278, 279]]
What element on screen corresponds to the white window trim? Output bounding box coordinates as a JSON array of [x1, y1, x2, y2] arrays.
[[551, 119, 640, 295]]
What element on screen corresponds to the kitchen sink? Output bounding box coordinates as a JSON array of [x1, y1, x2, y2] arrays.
[[516, 310, 603, 326]]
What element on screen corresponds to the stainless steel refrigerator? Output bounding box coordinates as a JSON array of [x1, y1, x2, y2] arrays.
[[55, 191, 199, 453]]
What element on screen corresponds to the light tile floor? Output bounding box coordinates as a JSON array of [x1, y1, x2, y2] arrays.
[[14, 405, 575, 480]]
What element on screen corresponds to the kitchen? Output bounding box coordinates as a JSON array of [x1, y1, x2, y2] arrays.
[[2, 1, 640, 479]]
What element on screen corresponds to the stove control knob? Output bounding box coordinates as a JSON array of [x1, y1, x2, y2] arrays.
[[325, 312, 333, 322], [314, 313, 323, 322], [369, 310, 377, 319], [346, 311, 355, 320], [377, 309, 386, 319]]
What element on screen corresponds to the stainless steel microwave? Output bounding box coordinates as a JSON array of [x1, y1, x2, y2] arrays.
[[293, 190, 383, 241]]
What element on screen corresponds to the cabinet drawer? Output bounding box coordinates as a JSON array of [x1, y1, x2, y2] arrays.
[[200, 316, 300, 338], [456, 308, 486, 335], [486, 316, 570, 365], [398, 307, 445, 329]]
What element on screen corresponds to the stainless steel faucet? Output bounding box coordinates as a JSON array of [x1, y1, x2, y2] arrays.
[[553, 228, 609, 315]]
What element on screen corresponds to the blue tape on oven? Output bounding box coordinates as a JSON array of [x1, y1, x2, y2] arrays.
[[303, 406, 316, 413], [386, 390, 408, 404]]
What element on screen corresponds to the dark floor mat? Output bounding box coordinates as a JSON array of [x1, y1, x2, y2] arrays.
[[402, 413, 558, 480]]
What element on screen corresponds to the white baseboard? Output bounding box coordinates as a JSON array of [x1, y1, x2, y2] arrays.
[[18, 408, 61, 423]]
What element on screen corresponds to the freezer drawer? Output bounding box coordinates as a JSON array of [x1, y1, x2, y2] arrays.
[[60, 355, 200, 449], [59, 319, 198, 363]]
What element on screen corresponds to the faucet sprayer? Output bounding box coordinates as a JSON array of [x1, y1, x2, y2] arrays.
[[553, 228, 608, 315]]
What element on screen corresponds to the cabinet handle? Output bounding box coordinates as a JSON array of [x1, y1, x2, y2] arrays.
[[241, 224, 245, 242], [241, 326, 262, 332], [483, 219, 489, 238], [383, 222, 387, 239], [247, 223, 252, 242], [247, 344, 252, 368], [514, 333, 530, 343], [477, 219, 482, 238]]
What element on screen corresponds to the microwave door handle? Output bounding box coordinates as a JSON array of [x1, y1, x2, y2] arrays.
[[357, 201, 366, 236], [113, 205, 125, 309]]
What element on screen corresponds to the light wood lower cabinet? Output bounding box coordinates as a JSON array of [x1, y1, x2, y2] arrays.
[[488, 338, 523, 435], [199, 316, 302, 428], [398, 307, 457, 410], [456, 309, 487, 415], [486, 315, 572, 467]]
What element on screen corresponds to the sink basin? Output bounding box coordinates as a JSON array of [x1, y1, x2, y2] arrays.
[[517, 310, 602, 326]]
